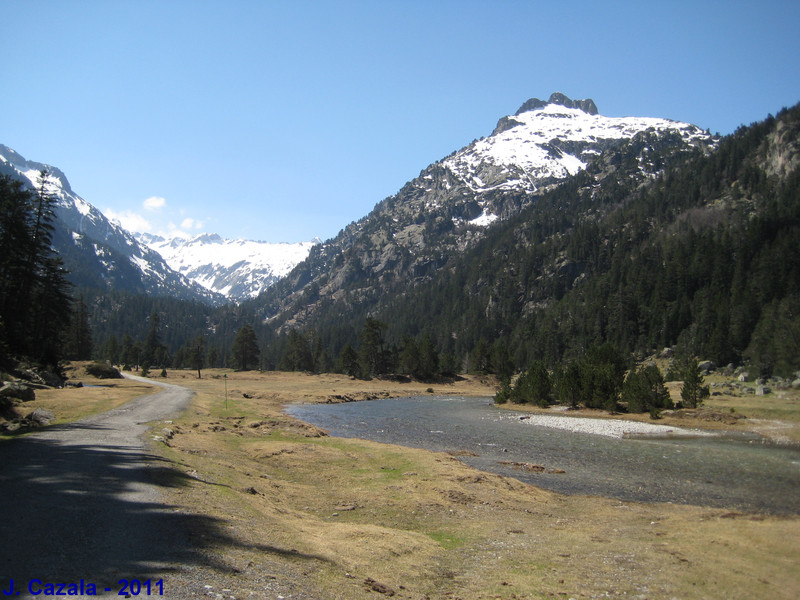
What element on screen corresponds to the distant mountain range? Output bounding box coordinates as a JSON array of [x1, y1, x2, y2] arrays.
[[135, 232, 318, 302], [0, 144, 225, 305], [0, 144, 315, 305], [7, 92, 795, 377]]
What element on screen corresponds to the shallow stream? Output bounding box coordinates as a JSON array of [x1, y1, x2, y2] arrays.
[[286, 396, 800, 515]]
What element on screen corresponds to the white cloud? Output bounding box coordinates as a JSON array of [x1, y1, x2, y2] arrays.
[[181, 217, 203, 230], [105, 208, 153, 233], [143, 196, 166, 211]]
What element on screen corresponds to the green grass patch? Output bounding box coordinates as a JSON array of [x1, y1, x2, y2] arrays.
[[428, 530, 465, 549]]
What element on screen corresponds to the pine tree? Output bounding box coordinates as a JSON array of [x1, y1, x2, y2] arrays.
[[680, 358, 710, 408], [142, 312, 167, 368], [622, 364, 671, 413], [0, 172, 72, 366], [187, 335, 206, 378], [207, 346, 219, 368], [280, 329, 313, 371], [339, 343, 360, 377], [512, 360, 551, 407], [359, 318, 388, 378], [231, 325, 260, 371], [102, 335, 120, 365], [399, 337, 421, 377], [417, 334, 440, 380], [66, 295, 93, 360]]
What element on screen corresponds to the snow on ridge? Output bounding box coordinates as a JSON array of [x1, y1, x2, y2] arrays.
[[147, 234, 317, 276], [442, 103, 708, 192]]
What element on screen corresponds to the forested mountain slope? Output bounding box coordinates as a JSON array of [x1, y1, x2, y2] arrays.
[[372, 103, 800, 376], [0, 145, 224, 305], [251, 94, 713, 335]]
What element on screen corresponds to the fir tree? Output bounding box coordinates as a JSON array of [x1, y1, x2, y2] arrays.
[[339, 343, 360, 377], [231, 325, 260, 371], [0, 172, 72, 366], [187, 335, 206, 378], [66, 295, 93, 360], [679, 358, 710, 408]]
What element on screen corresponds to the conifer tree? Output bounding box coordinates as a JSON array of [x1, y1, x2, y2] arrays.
[[679, 358, 710, 408], [359, 318, 388, 378], [0, 172, 72, 366], [187, 335, 206, 378], [231, 325, 260, 371], [280, 329, 313, 371], [339, 343, 359, 377], [142, 312, 167, 368], [66, 295, 93, 360]]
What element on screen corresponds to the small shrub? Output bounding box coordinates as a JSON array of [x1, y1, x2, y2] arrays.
[[494, 383, 511, 404], [85, 362, 122, 379]]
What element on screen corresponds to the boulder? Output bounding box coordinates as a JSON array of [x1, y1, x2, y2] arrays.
[[22, 368, 63, 388], [697, 360, 716, 373], [756, 385, 771, 396], [738, 372, 749, 382], [0, 382, 35, 402], [25, 408, 55, 426], [660, 347, 674, 359]]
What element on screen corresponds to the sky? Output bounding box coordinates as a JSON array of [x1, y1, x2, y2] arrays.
[[2, 1, 799, 243]]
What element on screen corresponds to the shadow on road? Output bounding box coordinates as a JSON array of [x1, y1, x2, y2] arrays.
[[0, 421, 327, 595]]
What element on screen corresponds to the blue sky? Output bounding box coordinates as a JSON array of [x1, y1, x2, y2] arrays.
[[2, 1, 799, 243]]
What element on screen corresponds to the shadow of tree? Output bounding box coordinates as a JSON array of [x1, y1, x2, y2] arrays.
[[0, 421, 329, 596]]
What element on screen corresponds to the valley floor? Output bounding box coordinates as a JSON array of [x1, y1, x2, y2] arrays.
[[3, 368, 799, 599]]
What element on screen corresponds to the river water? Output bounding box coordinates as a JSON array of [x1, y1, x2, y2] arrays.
[[286, 396, 800, 515]]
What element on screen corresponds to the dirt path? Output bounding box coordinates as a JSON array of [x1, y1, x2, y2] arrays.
[[0, 376, 231, 598]]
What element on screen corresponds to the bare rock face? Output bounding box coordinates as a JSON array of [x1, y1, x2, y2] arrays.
[[515, 92, 599, 116]]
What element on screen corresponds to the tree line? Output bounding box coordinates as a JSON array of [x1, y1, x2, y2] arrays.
[[494, 344, 709, 417], [0, 172, 77, 370]]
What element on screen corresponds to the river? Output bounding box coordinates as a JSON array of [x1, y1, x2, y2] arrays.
[[286, 395, 800, 515]]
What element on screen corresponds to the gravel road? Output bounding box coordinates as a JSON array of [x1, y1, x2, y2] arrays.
[[1, 376, 324, 599], [0, 376, 201, 598]]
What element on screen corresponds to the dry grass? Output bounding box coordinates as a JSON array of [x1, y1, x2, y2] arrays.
[[144, 369, 800, 599]]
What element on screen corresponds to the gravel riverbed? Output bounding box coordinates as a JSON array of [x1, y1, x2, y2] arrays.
[[507, 412, 715, 438]]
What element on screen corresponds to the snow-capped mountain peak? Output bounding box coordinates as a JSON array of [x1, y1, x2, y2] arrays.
[[441, 93, 710, 201], [138, 232, 319, 302]]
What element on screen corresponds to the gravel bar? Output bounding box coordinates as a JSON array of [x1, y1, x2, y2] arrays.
[[508, 413, 715, 438]]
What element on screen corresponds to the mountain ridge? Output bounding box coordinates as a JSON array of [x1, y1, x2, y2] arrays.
[[0, 144, 225, 305], [250, 93, 716, 330], [137, 232, 319, 302]]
